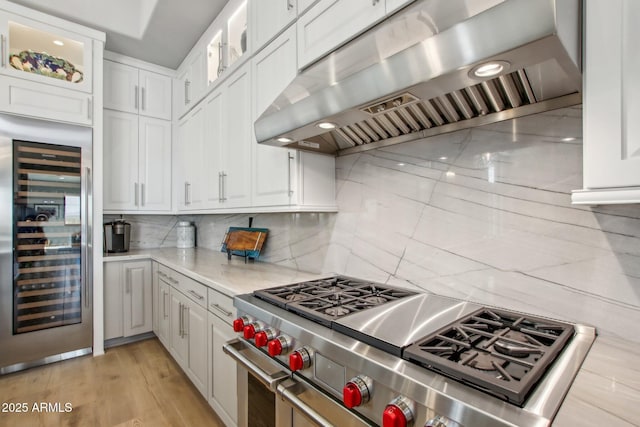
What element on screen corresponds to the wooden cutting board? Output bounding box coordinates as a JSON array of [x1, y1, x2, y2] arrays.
[[221, 227, 268, 258]]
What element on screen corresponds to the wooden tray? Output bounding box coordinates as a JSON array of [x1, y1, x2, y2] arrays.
[[221, 227, 268, 260]]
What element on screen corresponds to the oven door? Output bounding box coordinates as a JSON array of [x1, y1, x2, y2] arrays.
[[224, 339, 373, 427]]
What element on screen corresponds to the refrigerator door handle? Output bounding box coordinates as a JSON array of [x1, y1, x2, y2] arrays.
[[84, 166, 92, 309]]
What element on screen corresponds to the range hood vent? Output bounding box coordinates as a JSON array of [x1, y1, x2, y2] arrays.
[[256, 0, 582, 156], [337, 69, 535, 149]]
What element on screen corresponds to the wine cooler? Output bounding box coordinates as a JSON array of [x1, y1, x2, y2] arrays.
[[0, 113, 93, 374]]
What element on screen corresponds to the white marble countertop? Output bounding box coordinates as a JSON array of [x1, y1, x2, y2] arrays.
[[103, 247, 323, 297], [103, 248, 640, 426]]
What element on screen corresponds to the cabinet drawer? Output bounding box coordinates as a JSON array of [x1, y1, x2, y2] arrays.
[[179, 275, 208, 308], [207, 288, 235, 324], [157, 264, 208, 308]]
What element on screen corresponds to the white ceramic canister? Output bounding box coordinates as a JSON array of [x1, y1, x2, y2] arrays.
[[176, 221, 195, 248]]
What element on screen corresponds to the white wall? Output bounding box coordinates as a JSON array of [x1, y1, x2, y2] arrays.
[[110, 106, 640, 343]]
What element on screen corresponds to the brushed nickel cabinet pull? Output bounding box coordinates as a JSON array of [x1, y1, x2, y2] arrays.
[[163, 291, 168, 319], [141, 87, 146, 111], [188, 289, 204, 300], [210, 303, 232, 317], [287, 0, 294, 10], [135, 85, 139, 109], [141, 183, 145, 207]]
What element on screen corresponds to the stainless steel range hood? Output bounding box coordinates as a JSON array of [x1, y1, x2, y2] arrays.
[[255, 0, 582, 156]]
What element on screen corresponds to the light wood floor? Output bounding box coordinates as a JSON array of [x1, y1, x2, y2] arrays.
[[0, 338, 225, 427]]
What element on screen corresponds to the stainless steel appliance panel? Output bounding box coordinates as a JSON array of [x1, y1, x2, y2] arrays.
[[334, 293, 481, 351], [0, 113, 92, 374]]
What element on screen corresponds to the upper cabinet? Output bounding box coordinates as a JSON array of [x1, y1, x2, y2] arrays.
[[250, 0, 297, 52], [104, 60, 172, 120], [103, 55, 173, 213], [176, 49, 205, 115], [297, 0, 385, 69], [206, 0, 248, 87], [0, 10, 93, 93], [0, 4, 104, 126], [572, 0, 640, 204], [177, 0, 248, 119]]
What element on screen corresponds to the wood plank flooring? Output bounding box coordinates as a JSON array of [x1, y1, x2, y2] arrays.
[[0, 338, 225, 427]]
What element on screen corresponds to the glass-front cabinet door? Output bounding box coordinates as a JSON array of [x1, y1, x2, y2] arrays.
[[207, 30, 223, 86], [0, 11, 93, 93], [227, 1, 247, 68]]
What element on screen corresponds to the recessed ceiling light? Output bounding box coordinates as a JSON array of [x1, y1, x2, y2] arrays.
[[53, 40, 64, 46], [470, 61, 510, 78], [561, 137, 576, 142], [397, 163, 405, 166], [317, 122, 337, 129], [439, 156, 448, 160], [277, 137, 293, 143], [445, 171, 456, 178]]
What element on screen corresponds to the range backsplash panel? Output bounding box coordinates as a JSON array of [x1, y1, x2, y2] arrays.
[[109, 106, 640, 344]]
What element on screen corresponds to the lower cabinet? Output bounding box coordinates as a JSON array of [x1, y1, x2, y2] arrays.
[[154, 264, 237, 425], [208, 289, 238, 426], [155, 268, 171, 348], [170, 286, 208, 396], [104, 260, 153, 341]]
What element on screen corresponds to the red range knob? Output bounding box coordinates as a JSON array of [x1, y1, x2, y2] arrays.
[[342, 376, 371, 409], [232, 317, 247, 332], [382, 397, 413, 427], [268, 338, 283, 356], [268, 336, 290, 356], [382, 406, 407, 427], [343, 383, 362, 408], [289, 347, 311, 371], [254, 331, 269, 347], [243, 324, 256, 339], [243, 321, 265, 340]]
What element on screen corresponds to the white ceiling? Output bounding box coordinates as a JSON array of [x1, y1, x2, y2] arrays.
[[8, 0, 229, 69]]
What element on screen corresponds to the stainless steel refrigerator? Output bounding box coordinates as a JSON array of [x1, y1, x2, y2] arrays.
[[0, 113, 93, 374]]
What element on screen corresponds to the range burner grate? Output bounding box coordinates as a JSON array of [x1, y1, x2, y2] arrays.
[[403, 308, 575, 405], [254, 276, 417, 325]]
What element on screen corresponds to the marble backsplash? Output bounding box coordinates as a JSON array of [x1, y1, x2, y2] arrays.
[[106, 106, 640, 343]]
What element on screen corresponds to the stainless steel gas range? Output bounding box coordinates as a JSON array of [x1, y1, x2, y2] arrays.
[[223, 276, 595, 427]]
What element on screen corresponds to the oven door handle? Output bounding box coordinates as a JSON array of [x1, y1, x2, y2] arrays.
[[277, 379, 337, 427], [276, 377, 372, 427], [223, 339, 289, 391]]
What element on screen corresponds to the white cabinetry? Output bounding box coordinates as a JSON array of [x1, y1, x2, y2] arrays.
[[572, 0, 640, 204], [104, 260, 152, 341], [160, 265, 208, 398], [104, 60, 172, 120], [0, 10, 93, 93], [250, 0, 296, 51], [0, 76, 93, 125], [176, 49, 206, 115], [178, 62, 251, 211], [155, 268, 171, 348], [220, 63, 251, 208], [252, 27, 337, 210], [178, 103, 206, 210], [0, 6, 102, 126], [104, 109, 171, 212], [297, 0, 385, 68], [206, 0, 248, 88], [207, 288, 237, 426]]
